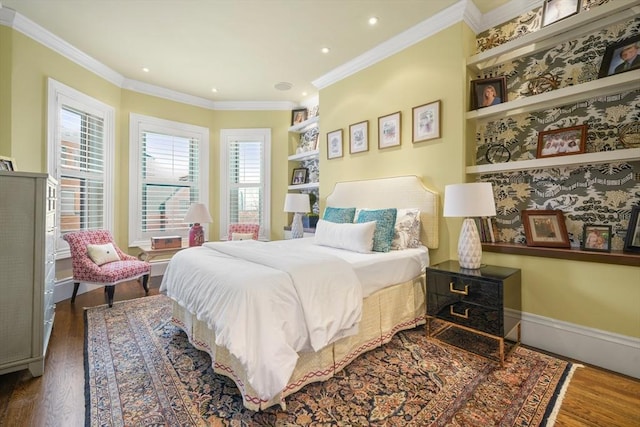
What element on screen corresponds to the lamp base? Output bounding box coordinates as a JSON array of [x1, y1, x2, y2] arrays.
[[189, 223, 204, 246], [290, 213, 304, 239], [457, 217, 482, 269]]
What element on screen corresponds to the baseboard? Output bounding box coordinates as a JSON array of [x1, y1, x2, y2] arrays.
[[507, 309, 640, 379]]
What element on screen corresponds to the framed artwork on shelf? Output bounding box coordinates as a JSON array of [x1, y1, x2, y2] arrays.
[[412, 100, 441, 143], [291, 167, 308, 185], [291, 108, 308, 126], [378, 111, 401, 149], [0, 156, 16, 171], [598, 34, 640, 78], [541, 0, 580, 28], [470, 77, 506, 109], [624, 206, 640, 253], [326, 129, 343, 159], [349, 120, 369, 154], [521, 209, 571, 248], [537, 124, 587, 158], [582, 224, 612, 252]]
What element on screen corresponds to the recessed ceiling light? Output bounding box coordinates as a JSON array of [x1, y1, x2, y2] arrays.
[[302, 91, 308, 96], [368, 17, 378, 25], [142, 67, 150, 73], [274, 82, 293, 91], [321, 47, 330, 54], [211, 88, 218, 93]]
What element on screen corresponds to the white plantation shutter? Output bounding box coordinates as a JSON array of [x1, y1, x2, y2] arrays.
[[220, 129, 271, 240], [129, 114, 209, 246]]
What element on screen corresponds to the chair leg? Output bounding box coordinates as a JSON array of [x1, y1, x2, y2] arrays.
[[106, 286, 115, 308], [141, 274, 150, 295], [71, 282, 80, 303]]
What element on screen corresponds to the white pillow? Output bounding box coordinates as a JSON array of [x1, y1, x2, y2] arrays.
[[87, 243, 120, 266], [391, 208, 422, 250], [232, 232, 254, 241], [313, 219, 375, 253]]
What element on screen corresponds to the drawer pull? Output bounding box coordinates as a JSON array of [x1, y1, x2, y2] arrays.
[[449, 282, 469, 295], [450, 306, 469, 319]]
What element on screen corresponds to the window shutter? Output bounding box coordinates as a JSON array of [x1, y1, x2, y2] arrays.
[[228, 140, 263, 226]]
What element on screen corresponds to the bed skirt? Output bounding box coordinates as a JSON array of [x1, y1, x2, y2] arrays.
[[170, 274, 426, 411]]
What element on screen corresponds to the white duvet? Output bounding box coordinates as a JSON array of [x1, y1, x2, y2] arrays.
[[159, 240, 363, 400]]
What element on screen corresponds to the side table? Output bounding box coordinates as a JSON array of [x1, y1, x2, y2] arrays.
[[137, 243, 189, 262], [426, 260, 522, 366]]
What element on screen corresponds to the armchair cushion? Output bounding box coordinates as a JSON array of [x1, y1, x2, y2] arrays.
[[87, 243, 121, 265]]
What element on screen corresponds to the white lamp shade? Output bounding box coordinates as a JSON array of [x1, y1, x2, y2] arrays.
[[184, 203, 213, 224], [443, 182, 496, 218], [284, 193, 310, 213]]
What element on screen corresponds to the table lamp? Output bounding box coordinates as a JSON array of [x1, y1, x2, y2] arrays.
[[184, 202, 213, 246], [443, 182, 496, 269], [284, 193, 310, 238]]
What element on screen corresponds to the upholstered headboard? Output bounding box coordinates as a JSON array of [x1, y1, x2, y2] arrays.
[[325, 175, 439, 249]]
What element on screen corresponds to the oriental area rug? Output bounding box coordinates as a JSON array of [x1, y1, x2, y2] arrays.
[[84, 294, 577, 426]]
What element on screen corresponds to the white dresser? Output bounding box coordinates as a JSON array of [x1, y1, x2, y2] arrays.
[[0, 172, 57, 377]]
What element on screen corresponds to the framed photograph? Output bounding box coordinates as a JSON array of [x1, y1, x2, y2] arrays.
[[291, 167, 308, 185], [598, 34, 640, 78], [349, 120, 369, 154], [471, 77, 506, 110], [291, 108, 308, 126], [541, 0, 580, 28], [624, 206, 640, 253], [326, 129, 343, 159], [0, 156, 16, 171], [537, 124, 587, 158], [412, 100, 441, 143], [378, 111, 401, 149], [582, 224, 612, 252], [521, 209, 571, 248]]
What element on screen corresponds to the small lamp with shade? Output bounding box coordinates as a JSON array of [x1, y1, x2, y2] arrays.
[[284, 193, 310, 239], [184, 202, 213, 246]]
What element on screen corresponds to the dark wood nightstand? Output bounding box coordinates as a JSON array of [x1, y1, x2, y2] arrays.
[[425, 260, 521, 366]]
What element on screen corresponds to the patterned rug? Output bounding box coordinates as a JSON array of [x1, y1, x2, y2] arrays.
[[84, 294, 577, 426]]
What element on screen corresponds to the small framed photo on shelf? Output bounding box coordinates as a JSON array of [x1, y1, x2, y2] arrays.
[[349, 120, 369, 154], [537, 125, 587, 158], [541, 0, 580, 28], [412, 100, 441, 143], [598, 34, 640, 78], [378, 111, 401, 149], [0, 156, 16, 171], [582, 224, 612, 252], [326, 129, 343, 159], [291, 167, 308, 185], [521, 209, 571, 248], [624, 206, 640, 253], [291, 108, 308, 126], [471, 77, 506, 110]]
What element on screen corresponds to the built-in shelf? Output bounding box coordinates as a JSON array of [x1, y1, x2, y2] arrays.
[[288, 115, 319, 133], [467, 147, 640, 175], [288, 150, 319, 162], [288, 182, 319, 191], [482, 242, 640, 267], [467, 0, 640, 72]]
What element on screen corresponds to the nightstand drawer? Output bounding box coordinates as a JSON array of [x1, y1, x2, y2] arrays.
[[431, 301, 502, 336], [428, 271, 501, 309]]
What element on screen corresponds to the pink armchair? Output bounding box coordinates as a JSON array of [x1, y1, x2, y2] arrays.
[[63, 230, 151, 307], [228, 223, 260, 240]]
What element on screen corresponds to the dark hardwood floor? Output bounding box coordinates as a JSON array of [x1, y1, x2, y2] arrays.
[[0, 278, 639, 426]]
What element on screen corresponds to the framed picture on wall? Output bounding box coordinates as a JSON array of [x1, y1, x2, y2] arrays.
[[537, 124, 587, 158], [598, 34, 640, 78], [470, 77, 506, 109], [412, 100, 441, 143], [541, 0, 580, 28], [521, 209, 571, 248], [624, 206, 640, 253], [378, 111, 401, 149], [582, 224, 612, 252], [349, 120, 369, 154], [326, 129, 343, 159]]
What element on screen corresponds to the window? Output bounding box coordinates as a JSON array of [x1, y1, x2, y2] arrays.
[[129, 114, 209, 246], [47, 78, 114, 258], [220, 129, 271, 240]]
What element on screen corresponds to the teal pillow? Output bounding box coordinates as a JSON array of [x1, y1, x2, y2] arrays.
[[356, 208, 397, 252], [323, 207, 356, 223]]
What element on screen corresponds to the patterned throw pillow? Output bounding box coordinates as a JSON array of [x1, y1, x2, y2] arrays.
[[356, 208, 398, 252], [86, 243, 120, 266], [391, 208, 421, 250], [323, 207, 356, 223]]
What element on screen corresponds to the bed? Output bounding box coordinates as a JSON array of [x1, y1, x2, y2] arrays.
[[160, 175, 439, 410]]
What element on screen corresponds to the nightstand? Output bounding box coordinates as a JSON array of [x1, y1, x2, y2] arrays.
[[426, 260, 521, 366]]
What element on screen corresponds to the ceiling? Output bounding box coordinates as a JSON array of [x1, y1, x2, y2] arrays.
[[1, 0, 511, 106]]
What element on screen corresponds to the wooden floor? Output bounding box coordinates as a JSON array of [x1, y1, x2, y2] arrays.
[[1, 279, 639, 427]]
